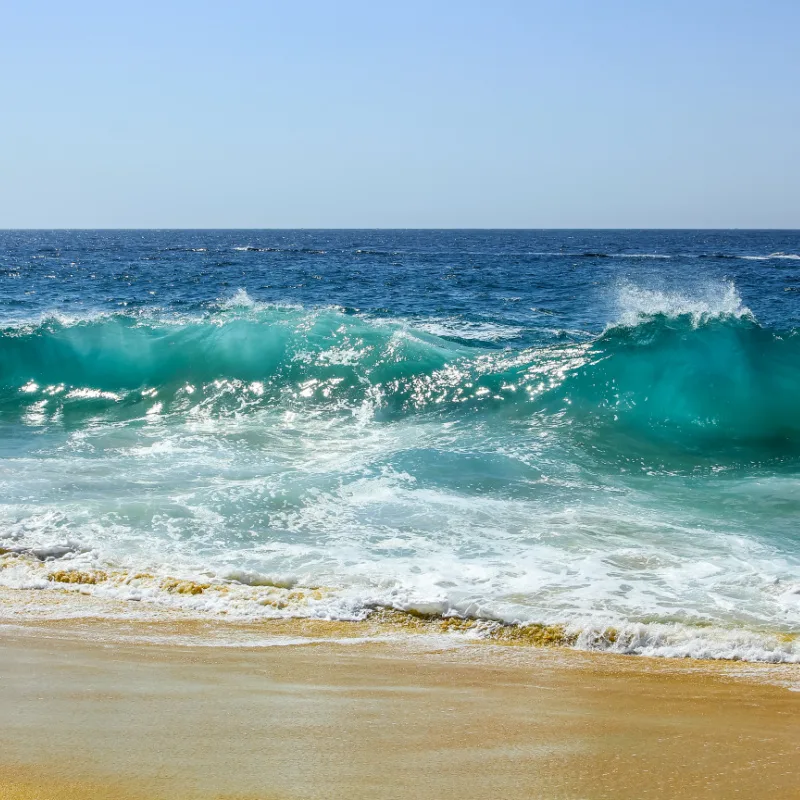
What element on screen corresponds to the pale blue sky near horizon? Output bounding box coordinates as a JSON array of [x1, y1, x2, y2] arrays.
[[2, 1, 798, 229]]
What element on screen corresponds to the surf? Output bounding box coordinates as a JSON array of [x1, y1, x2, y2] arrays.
[[1, 235, 798, 664], [2, 291, 799, 459]]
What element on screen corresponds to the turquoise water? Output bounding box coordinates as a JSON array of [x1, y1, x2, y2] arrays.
[[1, 230, 798, 659]]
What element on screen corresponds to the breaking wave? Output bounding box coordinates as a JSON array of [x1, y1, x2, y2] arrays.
[[2, 284, 798, 663], [2, 288, 798, 455]]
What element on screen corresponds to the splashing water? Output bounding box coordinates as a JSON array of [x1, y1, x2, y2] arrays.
[[1, 229, 799, 661]]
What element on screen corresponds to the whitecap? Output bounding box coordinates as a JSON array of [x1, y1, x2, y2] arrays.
[[614, 280, 752, 326]]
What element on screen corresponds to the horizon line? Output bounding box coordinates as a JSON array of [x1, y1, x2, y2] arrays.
[[2, 227, 799, 232]]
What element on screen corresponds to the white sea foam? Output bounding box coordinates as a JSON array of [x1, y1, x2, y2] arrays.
[[0, 309, 114, 331], [217, 288, 304, 313], [617, 253, 671, 259], [2, 452, 798, 664], [568, 621, 799, 663], [222, 287, 257, 307], [614, 280, 751, 326], [1, 552, 797, 662], [400, 317, 525, 342]]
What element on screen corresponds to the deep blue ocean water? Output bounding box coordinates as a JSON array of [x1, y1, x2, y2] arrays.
[[1, 230, 798, 660]]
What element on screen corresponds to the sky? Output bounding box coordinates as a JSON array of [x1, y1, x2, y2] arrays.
[[1, 1, 798, 228]]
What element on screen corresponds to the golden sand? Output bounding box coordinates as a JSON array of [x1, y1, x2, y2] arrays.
[[0, 608, 798, 800]]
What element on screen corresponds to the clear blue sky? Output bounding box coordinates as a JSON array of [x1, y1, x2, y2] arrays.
[[2, 1, 798, 228]]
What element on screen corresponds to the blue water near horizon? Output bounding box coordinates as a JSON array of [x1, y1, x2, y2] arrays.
[[2, 229, 799, 334], [1, 230, 798, 660]]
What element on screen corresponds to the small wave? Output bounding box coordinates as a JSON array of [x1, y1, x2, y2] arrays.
[[613, 253, 672, 259], [741, 252, 800, 261], [524, 251, 673, 260], [232, 246, 326, 254], [353, 249, 404, 256]]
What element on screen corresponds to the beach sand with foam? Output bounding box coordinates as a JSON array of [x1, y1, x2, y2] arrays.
[[0, 591, 798, 800]]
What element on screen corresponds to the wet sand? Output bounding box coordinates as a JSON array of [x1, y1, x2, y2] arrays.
[[0, 613, 798, 800]]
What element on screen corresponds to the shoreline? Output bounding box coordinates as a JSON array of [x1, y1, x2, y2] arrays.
[[1, 602, 799, 799], [1, 564, 798, 664]]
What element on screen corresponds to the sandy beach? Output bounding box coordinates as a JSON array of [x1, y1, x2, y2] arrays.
[[4, 1, 800, 796], [0, 598, 798, 800]]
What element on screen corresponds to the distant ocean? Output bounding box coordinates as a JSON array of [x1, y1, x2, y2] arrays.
[[1, 230, 798, 661]]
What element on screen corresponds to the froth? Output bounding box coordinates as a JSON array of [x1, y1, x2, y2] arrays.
[[0, 553, 797, 663], [398, 317, 525, 342], [221, 288, 258, 309], [615, 280, 751, 326]]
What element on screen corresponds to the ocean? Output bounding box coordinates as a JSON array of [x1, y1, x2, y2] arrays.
[[1, 229, 798, 661]]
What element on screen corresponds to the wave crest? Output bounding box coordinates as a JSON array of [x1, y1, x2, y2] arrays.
[[615, 280, 751, 326], [2, 292, 798, 456]]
